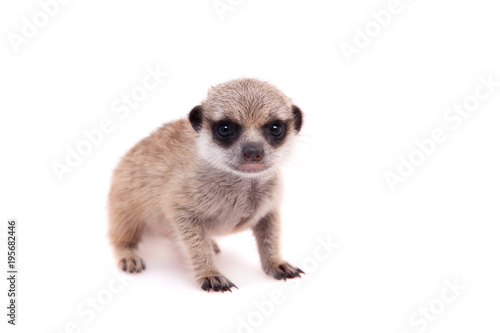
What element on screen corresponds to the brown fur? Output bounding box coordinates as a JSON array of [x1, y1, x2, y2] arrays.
[[108, 78, 303, 292]]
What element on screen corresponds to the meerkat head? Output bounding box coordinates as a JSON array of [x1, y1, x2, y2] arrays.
[[188, 78, 303, 177]]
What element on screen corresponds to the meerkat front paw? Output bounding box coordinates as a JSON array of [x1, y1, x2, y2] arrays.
[[119, 255, 146, 273], [266, 262, 304, 281], [197, 275, 238, 292]]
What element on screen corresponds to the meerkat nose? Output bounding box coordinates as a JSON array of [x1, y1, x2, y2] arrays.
[[243, 144, 264, 162]]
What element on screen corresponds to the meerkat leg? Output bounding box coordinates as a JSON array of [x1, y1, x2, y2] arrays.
[[108, 213, 146, 273], [253, 212, 304, 280], [174, 216, 236, 292]]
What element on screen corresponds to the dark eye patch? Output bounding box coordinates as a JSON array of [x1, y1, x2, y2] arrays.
[[262, 120, 289, 146], [211, 120, 242, 147]]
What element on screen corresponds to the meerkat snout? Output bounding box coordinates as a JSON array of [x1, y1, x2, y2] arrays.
[[108, 78, 304, 292], [242, 143, 263, 162]]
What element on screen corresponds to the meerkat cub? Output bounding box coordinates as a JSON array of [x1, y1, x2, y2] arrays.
[[108, 78, 304, 292]]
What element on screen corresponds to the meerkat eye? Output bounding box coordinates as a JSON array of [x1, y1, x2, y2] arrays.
[[269, 122, 284, 137], [217, 124, 233, 137], [212, 120, 241, 146]]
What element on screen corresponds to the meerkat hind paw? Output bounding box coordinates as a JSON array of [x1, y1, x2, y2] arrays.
[[210, 240, 221, 255], [119, 255, 146, 273]]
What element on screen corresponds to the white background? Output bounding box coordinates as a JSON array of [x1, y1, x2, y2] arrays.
[[1, 0, 499, 332]]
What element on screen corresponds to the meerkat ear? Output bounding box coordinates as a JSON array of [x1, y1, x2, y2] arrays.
[[291, 105, 303, 132], [189, 105, 203, 132]]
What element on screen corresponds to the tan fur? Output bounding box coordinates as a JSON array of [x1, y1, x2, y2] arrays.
[[108, 78, 303, 292]]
